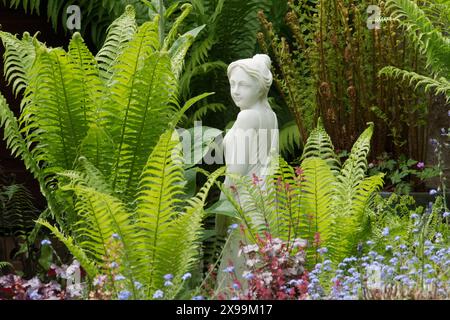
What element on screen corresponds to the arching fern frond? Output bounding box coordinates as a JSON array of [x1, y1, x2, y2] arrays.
[[152, 166, 226, 298], [279, 120, 301, 157], [385, 0, 450, 78], [338, 123, 374, 191], [68, 33, 104, 124], [0, 31, 38, 97], [109, 49, 177, 199], [19, 44, 89, 170], [301, 117, 341, 175], [0, 93, 63, 219], [60, 184, 140, 295], [299, 157, 337, 266], [168, 24, 206, 81], [95, 5, 137, 83], [135, 128, 186, 290], [379, 66, 450, 102]]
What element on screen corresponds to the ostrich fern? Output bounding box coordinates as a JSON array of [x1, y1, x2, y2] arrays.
[[38, 129, 225, 299], [379, 0, 450, 102], [0, 6, 209, 216]]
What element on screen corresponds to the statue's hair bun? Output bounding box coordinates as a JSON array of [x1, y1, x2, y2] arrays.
[[253, 54, 271, 70]]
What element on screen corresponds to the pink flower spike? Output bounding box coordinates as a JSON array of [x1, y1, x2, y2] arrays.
[[252, 173, 262, 186], [295, 166, 304, 176]]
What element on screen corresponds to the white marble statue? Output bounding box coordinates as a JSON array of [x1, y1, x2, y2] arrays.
[[221, 53, 279, 196], [215, 54, 279, 292]]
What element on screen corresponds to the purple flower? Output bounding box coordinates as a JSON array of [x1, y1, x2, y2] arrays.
[[317, 247, 328, 255], [40, 239, 51, 246], [182, 273, 192, 281], [229, 223, 239, 230], [227, 223, 239, 233], [93, 275, 106, 286], [389, 257, 398, 265], [242, 271, 254, 280], [192, 295, 204, 300], [288, 279, 299, 286], [410, 213, 419, 219], [153, 290, 164, 299], [109, 262, 119, 269], [443, 212, 450, 218], [429, 189, 438, 196], [232, 283, 240, 290], [223, 266, 234, 273], [112, 233, 121, 240], [416, 162, 425, 169], [114, 275, 126, 281], [134, 281, 142, 290], [118, 290, 132, 300], [29, 290, 42, 300], [163, 274, 173, 281], [382, 227, 389, 237], [164, 280, 173, 287]]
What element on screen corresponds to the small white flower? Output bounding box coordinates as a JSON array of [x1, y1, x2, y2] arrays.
[[293, 238, 307, 248], [246, 258, 260, 267], [242, 244, 259, 254], [262, 272, 273, 285]]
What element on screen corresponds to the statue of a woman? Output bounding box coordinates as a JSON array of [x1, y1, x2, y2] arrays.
[[221, 54, 279, 194], [215, 54, 279, 291]]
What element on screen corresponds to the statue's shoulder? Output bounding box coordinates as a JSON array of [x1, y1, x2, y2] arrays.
[[235, 109, 260, 129]]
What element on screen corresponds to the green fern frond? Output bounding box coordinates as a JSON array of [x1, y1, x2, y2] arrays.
[[189, 103, 226, 124], [0, 93, 63, 219], [233, 175, 274, 235], [279, 120, 301, 156], [67, 185, 139, 295], [338, 123, 374, 191], [163, 3, 193, 51], [78, 124, 116, 180], [0, 261, 12, 270], [168, 24, 206, 80], [59, 157, 113, 195], [109, 49, 177, 199], [20, 44, 89, 170], [385, 0, 450, 78], [301, 118, 341, 175], [95, 5, 138, 82], [135, 128, 186, 289], [152, 166, 226, 298], [341, 173, 385, 254], [299, 157, 337, 265], [0, 31, 38, 97], [68, 33, 104, 123], [379, 66, 450, 102]]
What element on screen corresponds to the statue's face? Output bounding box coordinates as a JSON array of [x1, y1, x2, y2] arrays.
[[229, 67, 262, 109]]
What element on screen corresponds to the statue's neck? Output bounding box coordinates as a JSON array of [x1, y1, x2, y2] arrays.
[[239, 99, 270, 112]]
